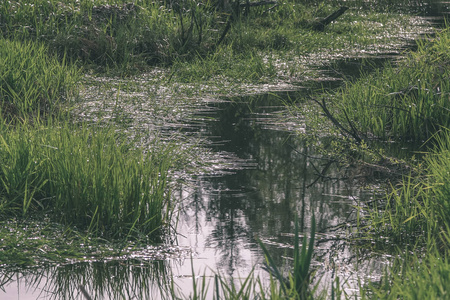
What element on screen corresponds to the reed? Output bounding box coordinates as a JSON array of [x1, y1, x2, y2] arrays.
[[333, 29, 450, 142], [363, 250, 450, 300], [258, 216, 317, 300], [0, 123, 179, 239]]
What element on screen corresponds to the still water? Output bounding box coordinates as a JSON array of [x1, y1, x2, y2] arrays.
[[171, 93, 383, 296]]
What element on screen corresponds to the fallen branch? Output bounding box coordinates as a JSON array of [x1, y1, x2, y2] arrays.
[[313, 6, 348, 31], [310, 96, 363, 144], [239, 1, 276, 7]]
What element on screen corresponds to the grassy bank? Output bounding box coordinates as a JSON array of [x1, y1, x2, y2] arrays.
[[327, 29, 450, 246], [1, 0, 430, 78], [295, 27, 450, 298], [335, 33, 450, 142], [0, 38, 79, 122]]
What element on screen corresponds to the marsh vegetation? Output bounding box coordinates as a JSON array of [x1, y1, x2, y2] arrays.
[[1, 0, 450, 299]]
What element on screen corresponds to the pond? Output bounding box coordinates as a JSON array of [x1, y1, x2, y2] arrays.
[[1, 1, 449, 299]]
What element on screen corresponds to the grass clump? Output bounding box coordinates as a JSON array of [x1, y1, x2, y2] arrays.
[[332, 29, 450, 142], [426, 129, 450, 228], [258, 216, 317, 300], [0, 38, 79, 122], [0, 124, 178, 239], [363, 250, 450, 300]]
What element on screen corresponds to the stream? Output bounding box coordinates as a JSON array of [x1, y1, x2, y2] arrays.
[[1, 1, 449, 299]]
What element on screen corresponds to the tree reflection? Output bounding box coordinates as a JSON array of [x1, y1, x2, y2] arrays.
[[176, 92, 369, 278]]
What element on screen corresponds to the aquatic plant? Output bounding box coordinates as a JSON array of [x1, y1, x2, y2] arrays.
[[171, 216, 318, 299], [0, 124, 179, 239], [333, 28, 450, 142], [363, 250, 450, 299], [258, 216, 317, 300]]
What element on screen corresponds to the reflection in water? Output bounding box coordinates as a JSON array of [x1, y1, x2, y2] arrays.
[[0, 260, 170, 300], [0, 92, 415, 299], [173, 93, 384, 295]]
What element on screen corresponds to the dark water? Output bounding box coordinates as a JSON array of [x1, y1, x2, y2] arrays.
[[171, 91, 390, 296], [2, 1, 449, 299]]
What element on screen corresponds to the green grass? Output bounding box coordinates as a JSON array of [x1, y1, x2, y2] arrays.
[[328, 29, 450, 142], [426, 129, 450, 228], [363, 250, 450, 300], [0, 123, 181, 239], [1, 0, 220, 71], [328, 32, 450, 251], [0, 0, 430, 78], [308, 34, 450, 254], [275, 20, 450, 299], [0, 37, 79, 122], [170, 4, 427, 84], [258, 216, 317, 300]]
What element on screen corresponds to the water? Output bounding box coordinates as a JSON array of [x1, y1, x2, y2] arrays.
[[171, 92, 386, 296], [2, 1, 449, 299]]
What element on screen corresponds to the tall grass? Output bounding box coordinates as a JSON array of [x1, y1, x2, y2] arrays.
[[426, 128, 450, 227], [0, 0, 220, 70], [363, 250, 450, 299], [359, 175, 435, 248], [332, 29, 450, 142], [258, 216, 317, 299], [0, 38, 79, 122], [355, 130, 450, 255], [0, 124, 178, 239]]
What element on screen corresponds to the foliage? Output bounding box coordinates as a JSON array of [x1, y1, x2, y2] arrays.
[[363, 251, 450, 300], [0, 38, 79, 122], [258, 216, 317, 300], [0, 124, 179, 239], [331, 29, 450, 142], [0, 0, 425, 76]]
